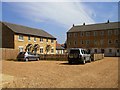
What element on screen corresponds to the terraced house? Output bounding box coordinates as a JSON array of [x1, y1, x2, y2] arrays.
[[67, 21, 120, 56], [1, 21, 56, 54]]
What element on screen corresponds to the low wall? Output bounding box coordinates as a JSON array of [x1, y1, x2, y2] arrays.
[[91, 53, 104, 61], [0, 48, 19, 60], [39, 54, 68, 61]]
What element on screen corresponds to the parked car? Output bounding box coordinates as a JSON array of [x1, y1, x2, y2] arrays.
[[17, 52, 40, 61], [68, 48, 91, 64]]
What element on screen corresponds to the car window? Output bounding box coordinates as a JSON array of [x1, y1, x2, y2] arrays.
[[81, 50, 85, 54], [70, 49, 80, 54]]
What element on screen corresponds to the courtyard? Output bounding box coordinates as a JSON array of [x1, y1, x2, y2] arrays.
[[1, 57, 119, 88]]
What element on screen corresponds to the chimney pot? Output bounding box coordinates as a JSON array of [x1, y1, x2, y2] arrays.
[[73, 24, 74, 27], [83, 23, 85, 25]]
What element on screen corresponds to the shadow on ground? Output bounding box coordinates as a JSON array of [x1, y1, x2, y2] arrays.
[[59, 62, 84, 65]]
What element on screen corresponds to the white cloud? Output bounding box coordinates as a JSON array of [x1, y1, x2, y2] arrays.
[[2, 0, 119, 2], [10, 2, 95, 27]]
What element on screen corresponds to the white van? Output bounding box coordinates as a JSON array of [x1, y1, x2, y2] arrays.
[[68, 48, 91, 64]]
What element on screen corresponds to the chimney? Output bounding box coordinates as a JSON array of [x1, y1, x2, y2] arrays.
[[83, 23, 85, 25], [107, 20, 110, 23], [73, 24, 74, 27]]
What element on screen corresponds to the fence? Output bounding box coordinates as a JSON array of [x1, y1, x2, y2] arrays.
[[91, 53, 104, 61], [0, 48, 19, 60]]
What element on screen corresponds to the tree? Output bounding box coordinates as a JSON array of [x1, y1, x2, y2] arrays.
[[45, 44, 51, 54]]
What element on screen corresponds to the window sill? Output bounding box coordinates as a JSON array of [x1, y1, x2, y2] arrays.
[[18, 39, 24, 42]]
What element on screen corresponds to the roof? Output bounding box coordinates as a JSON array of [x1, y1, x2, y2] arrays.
[[68, 22, 120, 33], [56, 43, 65, 50], [1, 21, 56, 39]]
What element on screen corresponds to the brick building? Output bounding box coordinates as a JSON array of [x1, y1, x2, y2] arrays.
[[67, 21, 120, 56], [1, 21, 56, 54]]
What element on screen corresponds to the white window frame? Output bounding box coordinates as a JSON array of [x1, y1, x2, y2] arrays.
[[109, 49, 112, 53], [80, 32, 84, 37], [18, 35, 24, 41], [40, 47, 43, 54], [101, 31, 104, 36], [108, 40, 112, 44], [46, 39, 48, 42], [51, 39, 54, 44], [51, 47, 54, 54], [18, 46, 24, 52], [86, 32, 90, 36], [40, 38, 43, 43], [108, 30, 112, 35], [94, 32, 97, 36], [28, 36, 31, 41], [86, 40, 90, 44], [34, 37, 36, 42]]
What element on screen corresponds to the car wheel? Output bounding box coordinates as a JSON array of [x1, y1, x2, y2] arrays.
[[83, 59, 85, 64], [37, 58, 39, 61], [25, 58, 29, 62], [68, 61, 72, 64]]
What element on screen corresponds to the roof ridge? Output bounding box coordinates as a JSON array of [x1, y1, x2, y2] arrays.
[[2, 21, 56, 39], [74, 21, 119, 27]]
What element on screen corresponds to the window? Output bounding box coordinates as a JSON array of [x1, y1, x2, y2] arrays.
[[86, 40, 90, 44], [86, 32, 90, 36], [109, 49, 112, 53], [101, 49, 105, 53], [101, 31, 104, 36], [74, 41, 76, 45], [108, 30, 112, 35], [114, 30, 119, 35], [18, 35, 24, 41], [28, 36, 31, 41], [81, 40, 84, 44], [46, 39, 48, 42], [117, 49, 119, 53], [40, 48, 43, 54], [68, 33, 71, 37], [34, 37, 36, 42], [51, 39, 54, 43], [108, 40, 112, 44], [115, 40, 118, 43], [18, 46, 23, 52], [51, 49, 54, 53], [40, 38, 43, 42], [94, 32, 97, 36], [74, 33, 77, 37], [69, 42, 71, 45], [94, 40, 97, 45], [80, 32, 84, 36], [100, 40, 104, 45], [94, 49, 97, 53]]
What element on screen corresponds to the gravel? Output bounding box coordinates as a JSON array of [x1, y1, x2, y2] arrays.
[[2, 57, 118, 88]]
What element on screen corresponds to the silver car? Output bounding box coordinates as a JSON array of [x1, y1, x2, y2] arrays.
[[17, 52, 40, 61]]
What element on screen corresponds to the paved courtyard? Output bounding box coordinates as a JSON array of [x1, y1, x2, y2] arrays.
[[1, 57, 119, 88]]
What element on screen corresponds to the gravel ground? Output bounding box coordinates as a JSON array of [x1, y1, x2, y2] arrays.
[[2, 57, 118, 88]]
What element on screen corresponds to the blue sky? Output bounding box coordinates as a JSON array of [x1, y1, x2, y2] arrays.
[[1, 1, 119, 44]]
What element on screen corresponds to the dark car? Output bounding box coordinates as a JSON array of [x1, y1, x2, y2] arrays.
[[68, 48, 91, 64], [17, 52, 40, 61]]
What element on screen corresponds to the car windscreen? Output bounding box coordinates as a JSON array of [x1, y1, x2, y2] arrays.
[[69, 49, 80, 54]]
